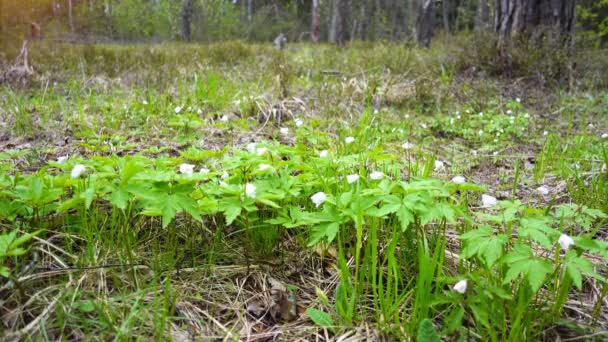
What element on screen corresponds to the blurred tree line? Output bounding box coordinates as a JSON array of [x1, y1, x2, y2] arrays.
[[0, 0, 606, 48]]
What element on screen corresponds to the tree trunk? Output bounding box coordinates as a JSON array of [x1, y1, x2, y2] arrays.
[[495, 0, 576, 47], [311, 0, 321, 42], [247, 0, 252, 22], [329, 0, 350, 44], [416, 0, 434, 48], [181, 0, 193, 41], [442, 0, 450, 34], [68, 0, 74, 32], [476, 0, 490, 31]]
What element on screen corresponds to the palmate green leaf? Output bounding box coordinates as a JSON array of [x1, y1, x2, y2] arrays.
[[564, 251, 599, 290], [306, 308, 334, 331], [0, 266, 10, 278], [396, 206, 415, 231], [308, 222, 339, 246], [503, 244, 552, 292], [107, 188, 130, 210], [417, 319, 441, 342], [519, 217, 558, 248], [221, 198, 242, 225], [420, 202, 455, 225], [460, 226, 507, 267]]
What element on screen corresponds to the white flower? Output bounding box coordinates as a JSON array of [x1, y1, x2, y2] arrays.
[[221, 171, 229, 180], [506, 109, 513, 115], [452, 176, 466, 184], [449, 118, 455, 125], [245, 183, 256, 198], [588, 123, 594, 129], [516, 98, 521, 103], [421, 123, 428, 129], [319, 150, 329, 158], [294, 118, 304, 127], [536, 186, 549, 195], [543, 131, 549, 136], [369, 171, 384, 180], [558, 234, 575, 251], [346, 174, 360, 184], [601, 133, 608, 139], [345, 136, 355, 144], [179, 163, 195, 176], [57, 156, 68, 164], [509, 116, 515, 121], [220, 115, 229, 122], [200, 167, 210, 174], [197, 108, 203, 115], [143, 100, 148, 105], [478, 112, 483, 117], [259, 164, 271, 171], [434, 160, 444, 171], [174, 106, 182, 114], [310, 192, 327, 208], [280, 127, 289, 135], [256, 147, 268, 156], [405, 114, 410, 119], [402, 142, 413, 150], [478, 130, 483, 136], [246, 143, 257, 153], [373, 109, 379, 114], [453, 280, 467, 294], [481, 194, 497, 207], [457, 115, 461, 119], [493, 151, 499, 156], [70, 164, 86, 178], [524, 113, 530, 118]]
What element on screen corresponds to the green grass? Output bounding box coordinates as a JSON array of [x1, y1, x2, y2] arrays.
[[1, 41, 608, 340]]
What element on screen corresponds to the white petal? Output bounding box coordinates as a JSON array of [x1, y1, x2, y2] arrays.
[[200, 168, 210, 174], [70, 164, 86, 178], [256, 147, 269, 156], [558, 234, 575, 251], [245, 183, 256, 198], [536, 186, 549, 196], [601, 133, 608, 139], [310, 192, 327, 208], [434, 160, 445, 171], [451, 176, 466, 184], [369, 171, 384, 180], [402, 142, 413, 150], [57, 156, 68, 164], [346, 174, 360, 184], [481, 194, 497, 207], [279, 127, 289, 135], [259, 164, 271, 171], [179, 163, 195, 176], [345, 136, 355, 144], [453, 280, 467, 294], [220, 115, 229, 122], [174, 106, 182, 114], [319, 150, 329, 158], [294, 118, 304, 127]]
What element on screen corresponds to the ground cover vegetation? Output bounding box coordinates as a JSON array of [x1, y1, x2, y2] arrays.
[[1, 1, 608, 341]]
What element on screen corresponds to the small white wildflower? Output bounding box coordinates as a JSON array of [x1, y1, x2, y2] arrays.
[[451, 176, 466, 184], [601, 133, 608, 139], [466, 109, 471, 114], [421, 123, 428, 129], [245, 183, 256, 199], [405, 114, 410, 119], [199, 167, 210, 174], [493, 151, 499, 156], [494, 139, 499, 143], [478, 112, 483, 117], [453, 280, 467, 294], [588, 123, 595, 129], [319, 150, 329, 158], [472, 150, 478, 156], [402, 142, 413, 150], [256, 147, 269, 156], [524, 113, 530, 118], [478, 130, 484, 136], [197, 108, 203, 115], [246, 143, 257, 153], [509, 116, 515, 121], [516, 98, 521, 103], [543, 131, 549, 136], [346, 174, 360, 184], [310, 192, 327, 208], [369, 171, 384, 180], [294, 118, 304, 127], [345, 136, 355, 144], [373, 109, 379, 114], [506, 109, 513, 115], [450, 118, 455, 125], [174, 106, 182, 114], [558, 234, 575, 251], [434, 160, 445, 171], [71, 164, 86, 178], [536, 186, 549, 196], [279, 127, 289, 135], [143, 100, 148, 105], [259, 164, 271, 171], [481, 194, 497, 207], [221, 171, 229, 180], [179, 163, 195, 176], [220, 114, 229, 122], [457, 115, 461, 120], [57, 156, 68, 164]]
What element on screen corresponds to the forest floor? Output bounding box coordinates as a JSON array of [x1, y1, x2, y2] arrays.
[[1, 40, 608, 341]]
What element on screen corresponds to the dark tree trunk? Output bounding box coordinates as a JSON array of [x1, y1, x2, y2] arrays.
[[442, 0, 450, 34], [416, 0, 434, 47], [181, 0, 193, 41], [476, 0, 490, 31], [329, 0, 350, 44], [495, 0, 576, 47], [312, 0, 321, 42]]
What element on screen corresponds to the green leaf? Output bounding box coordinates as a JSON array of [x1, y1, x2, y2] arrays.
[[308, 223, 340, 246], [0, 266, 10, 278], [396, 206, 415, 231], [445, 305, 465, 333], [417, 319, 441, 342], [503, 244, 552, 292], [306, 308, 334, 330]]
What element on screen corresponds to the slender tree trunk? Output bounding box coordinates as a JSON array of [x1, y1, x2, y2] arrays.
[[330, 0, 350, 44], [247, 0, 252, 22], [416, 0, 434, 47], [476, 0, 490, 31], [442, 0, 450, 34], [181, 0, 193, 41], [312, 0, 321, 42], [68, 0, 74, 32]]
